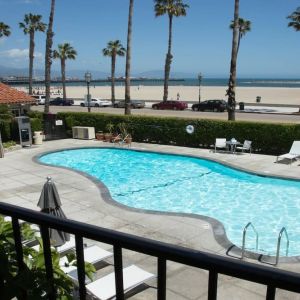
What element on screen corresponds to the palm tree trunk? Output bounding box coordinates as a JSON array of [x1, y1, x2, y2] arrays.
[[226, 0, 239, 121], [44, 0, 55, 114], [61, 59, 66, 100], [163, 15, 173, 102], [29, 31, 34, 95], [111, 54, 116, 104], [237, 32, 241, 55], [125, 0, 134, 115]]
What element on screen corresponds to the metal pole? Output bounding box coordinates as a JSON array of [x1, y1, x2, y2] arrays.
[[87, 81, 91, 113], [0, 132, 4, 158], [198, 73, 202, 104]]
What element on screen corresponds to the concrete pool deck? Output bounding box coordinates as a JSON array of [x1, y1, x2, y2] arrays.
[[1, 139, 300, 299]]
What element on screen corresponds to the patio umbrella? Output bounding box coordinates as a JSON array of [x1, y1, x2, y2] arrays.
[[38, 176, 70, 247], [0, 132, 4, 158]]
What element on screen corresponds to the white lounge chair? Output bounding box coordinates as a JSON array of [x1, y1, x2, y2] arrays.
[[32, 236, 76, 254], [276, 141, 300, 164], [86, 265, 155, 300], [236, 140, 252, 154], [59, 245, 113, 280], [214, 138, 227, 153]]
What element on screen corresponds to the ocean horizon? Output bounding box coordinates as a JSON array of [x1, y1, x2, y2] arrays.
[[9, 78, 300, 89], [54, 78, 300, 88]]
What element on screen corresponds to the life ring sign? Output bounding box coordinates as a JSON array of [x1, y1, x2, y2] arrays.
[[186, 125, 194, 134]]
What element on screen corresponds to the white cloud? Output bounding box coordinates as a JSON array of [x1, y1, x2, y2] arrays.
[[0, 48, 29, 58], [17, 0, 40, 4], [0, 48, 43, 60]]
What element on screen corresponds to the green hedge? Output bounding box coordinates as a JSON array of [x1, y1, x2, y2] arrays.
[[0, 120, 12, 141], [0, 117, 43, 142], [57, 112, 300, 155]]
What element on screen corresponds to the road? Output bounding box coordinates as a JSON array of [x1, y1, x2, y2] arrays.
[[32, 105, 300, 124]]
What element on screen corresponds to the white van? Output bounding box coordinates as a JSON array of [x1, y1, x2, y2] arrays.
[[32, 95, 46, 105]]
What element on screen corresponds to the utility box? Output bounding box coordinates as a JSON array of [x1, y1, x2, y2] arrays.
[[72, 126, 95, 140], [15, 116, 32, 147]]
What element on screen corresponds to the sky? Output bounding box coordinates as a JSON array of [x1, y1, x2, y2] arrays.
[[0, 0, 300, 78]]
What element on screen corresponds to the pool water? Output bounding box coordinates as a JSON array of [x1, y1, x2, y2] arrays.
[[39, 148, 300, 256]]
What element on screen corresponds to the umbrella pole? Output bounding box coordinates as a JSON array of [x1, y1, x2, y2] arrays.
[[0, 132, 4, 158]]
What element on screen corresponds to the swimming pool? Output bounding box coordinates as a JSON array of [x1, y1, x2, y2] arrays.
[[39, 148, 300, 257]]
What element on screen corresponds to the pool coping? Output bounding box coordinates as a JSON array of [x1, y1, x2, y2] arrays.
[[33, 146, 300, 263]]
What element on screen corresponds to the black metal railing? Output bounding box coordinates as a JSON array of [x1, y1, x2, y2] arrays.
[[1, 202, 300, 300]]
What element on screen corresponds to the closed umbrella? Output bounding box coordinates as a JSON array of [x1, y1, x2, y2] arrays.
[[0, 132, 4, 158], [38, 177, 70, 247]]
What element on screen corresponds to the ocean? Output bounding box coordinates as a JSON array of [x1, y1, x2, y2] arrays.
[[57, 78, 300, 88]]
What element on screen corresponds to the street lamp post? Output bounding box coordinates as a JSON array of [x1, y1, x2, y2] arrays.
[[85, 71, 92, 113], [198, 73, 202, 104]]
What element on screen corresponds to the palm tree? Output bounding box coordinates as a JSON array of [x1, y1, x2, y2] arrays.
[[19, 14, 46, 95], [226, 0, 240, 121], [125, 0, 134, 115], [287, 7, 300, 112], [230, 18, 251, 54], [53, 43, 77, 100], [0, 22, 11, 38], [44, 0, 56, 114], [287, 7, 300, 30], [154, 0, 189, 102], [102, 40, 126, 105]]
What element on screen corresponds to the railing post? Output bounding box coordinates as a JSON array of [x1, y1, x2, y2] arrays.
[[75, 235, 86, 300], [157, 258, 166, 300], [113, 245, 124, 300], [266, 285, 276, 300], [208, 271, 218, 300], [12, 217, 27, 299], [40, 225, 55, 300]]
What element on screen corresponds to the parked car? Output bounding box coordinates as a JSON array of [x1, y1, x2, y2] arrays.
[[152, 100, 188, 110], [50, 97, 74, 106], [192, 100, 227, 112], [80, 98, 112, 107], [114, 100, 145, 109], [32, 95, 46, 105]]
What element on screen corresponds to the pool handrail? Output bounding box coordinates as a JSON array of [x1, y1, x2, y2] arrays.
[[275, 227, 289, 266], [241, 222, 259, 259]]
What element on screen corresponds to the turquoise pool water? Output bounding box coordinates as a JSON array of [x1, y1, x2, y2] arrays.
[[39, 148, 300, 256]]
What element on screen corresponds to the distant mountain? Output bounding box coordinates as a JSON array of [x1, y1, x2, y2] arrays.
[[0, 65, 110, 79], [0, 65, 195, 79], [136, 70, 195, 78]]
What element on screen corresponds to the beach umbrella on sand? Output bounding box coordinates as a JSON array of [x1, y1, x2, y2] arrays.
[[38, 176, 70, 247]]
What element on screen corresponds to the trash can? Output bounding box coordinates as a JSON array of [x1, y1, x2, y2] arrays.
[[239, 102, 245, 110], [33, 131, 43, 145], [256, 96, 261, 103]]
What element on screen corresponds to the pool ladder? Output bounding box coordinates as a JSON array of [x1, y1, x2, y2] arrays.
[[241, 222, 289, 265]]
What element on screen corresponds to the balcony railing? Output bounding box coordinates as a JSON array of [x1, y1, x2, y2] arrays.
[[1, 202, 300, 300]]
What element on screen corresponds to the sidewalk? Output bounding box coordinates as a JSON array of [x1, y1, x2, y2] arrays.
[[240, 105, 299, 114]]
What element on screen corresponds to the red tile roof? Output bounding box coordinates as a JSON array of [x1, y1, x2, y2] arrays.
[[0, 83, 36, 105]]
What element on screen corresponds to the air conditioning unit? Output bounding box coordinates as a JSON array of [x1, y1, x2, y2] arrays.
[[72, 126, 95, 140]]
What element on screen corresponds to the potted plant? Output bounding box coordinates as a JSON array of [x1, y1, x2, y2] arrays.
[[105, 123, 114, 142], [117, 122, 132, 145], [95, 131, 104, 141], [124, 134, 132, 145]]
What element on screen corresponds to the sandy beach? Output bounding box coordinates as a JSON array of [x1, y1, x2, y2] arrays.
[[66, 85, 300, 105], [17, 85, 300, 105]]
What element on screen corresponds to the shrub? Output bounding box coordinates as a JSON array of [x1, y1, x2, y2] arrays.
[[30, 118, 43, 133], [0, 120, 12, 142], [57, 112, 300, 155], [26, 110, 43, 120]]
